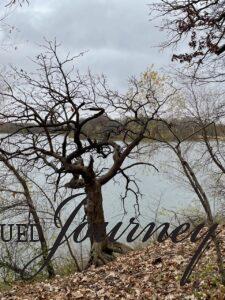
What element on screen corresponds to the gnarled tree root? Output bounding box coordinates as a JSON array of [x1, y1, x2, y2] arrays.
[[87, 241, 133, 268]]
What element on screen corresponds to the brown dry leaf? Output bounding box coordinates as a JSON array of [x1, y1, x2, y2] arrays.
[[2, 225, 225, 299], [71, 291, 83, 299]]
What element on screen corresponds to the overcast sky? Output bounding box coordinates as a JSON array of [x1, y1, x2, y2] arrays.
[[0, 0, 173, 89]]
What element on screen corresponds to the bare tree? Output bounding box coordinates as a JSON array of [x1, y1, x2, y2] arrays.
[[0, 155, 86, 279], [0, 41, 175, 267], [181, 85, 225, 213], [0, 156, 55, 278], [148, 87, 225, 284]]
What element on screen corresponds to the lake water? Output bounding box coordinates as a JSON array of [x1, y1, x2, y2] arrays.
[[0, 137, 219, 271]]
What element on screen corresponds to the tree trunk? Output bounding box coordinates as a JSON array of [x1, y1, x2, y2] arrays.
[[85, 180, 131, 267], [28, 201, 55, 278], [176, 148, 225, 285], [0, 156, 55, 279]]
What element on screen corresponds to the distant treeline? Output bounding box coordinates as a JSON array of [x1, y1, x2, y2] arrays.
[[84, 116, 225, 141], [0, 116, 224, 141]]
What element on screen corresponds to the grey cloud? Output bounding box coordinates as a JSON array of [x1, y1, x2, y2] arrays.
[[0, 0, 171, 89]]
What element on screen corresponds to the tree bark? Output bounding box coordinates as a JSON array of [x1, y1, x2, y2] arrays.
[[0, 155, 55, 279], [84, 180, 131, 267], [176, 147, 225, 285]]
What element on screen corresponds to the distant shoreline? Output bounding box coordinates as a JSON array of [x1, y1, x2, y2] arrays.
[[1, 123, 225, 142]]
